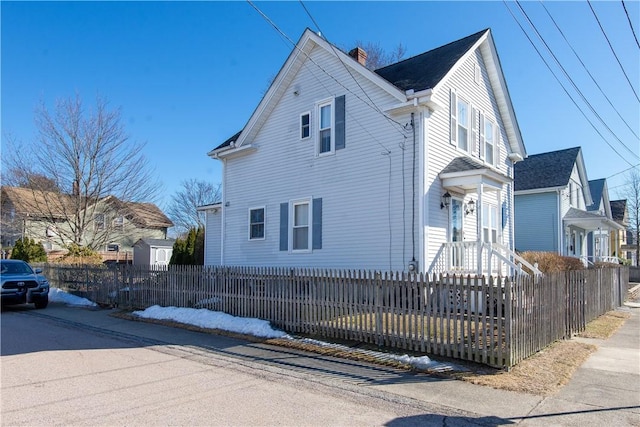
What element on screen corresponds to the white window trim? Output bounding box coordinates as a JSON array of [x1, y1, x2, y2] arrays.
[[113, 215, 125, 230], [483, 115, 497, 167], [456, 95, 471, 153], [248, 206, 266, 241], [482, 204, 500, 244], [300, 111, 311, 140], [316, 98, 335, 157], [289, 198, 312, 253]]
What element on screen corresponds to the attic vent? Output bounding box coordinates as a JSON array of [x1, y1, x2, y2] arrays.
[[348, 47, 367, 67]]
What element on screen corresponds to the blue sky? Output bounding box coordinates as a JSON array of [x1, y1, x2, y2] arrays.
[[2, 1, 639, 210]]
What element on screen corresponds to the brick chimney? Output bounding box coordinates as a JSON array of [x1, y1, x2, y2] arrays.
[[348, 47, 367, 67]]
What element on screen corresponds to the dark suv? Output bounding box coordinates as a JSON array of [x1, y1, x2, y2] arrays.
[[0, 260, 49, 309]]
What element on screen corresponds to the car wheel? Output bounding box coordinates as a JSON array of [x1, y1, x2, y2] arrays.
[[34, 298, 48, 309]]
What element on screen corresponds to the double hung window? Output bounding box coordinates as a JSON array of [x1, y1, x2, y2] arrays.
[[94, 214, 105, 231], [450, 91, 471, 153], [482, 204, 499, 244], [483, 118, 495, 166], [249, 207, 265, 240], [318, 101, 333, 154], [292, 201, 310, 251]]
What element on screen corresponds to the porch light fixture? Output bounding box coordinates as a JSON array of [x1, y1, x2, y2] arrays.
[[440, 192, 451, 209], [465, 199, 475, 215]]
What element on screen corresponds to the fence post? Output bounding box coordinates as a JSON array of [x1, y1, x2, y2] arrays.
[[375, 272, 383, 348]]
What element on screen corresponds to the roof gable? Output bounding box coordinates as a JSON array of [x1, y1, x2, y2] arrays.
[[586, 178, 605, 211], [210, 28, 526, 160]]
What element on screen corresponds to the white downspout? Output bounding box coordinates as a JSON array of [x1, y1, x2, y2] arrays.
[[419, 108, 429, 274], [221, 158, 226, 265], [557, 189, 563, 255]]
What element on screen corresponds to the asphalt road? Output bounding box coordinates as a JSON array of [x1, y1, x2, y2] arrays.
[[1, 304, 480, 426]]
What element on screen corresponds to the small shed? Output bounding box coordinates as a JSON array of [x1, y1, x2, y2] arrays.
[[133, 238, 175, 266]]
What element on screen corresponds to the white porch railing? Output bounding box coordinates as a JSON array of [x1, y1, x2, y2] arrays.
[[428, 241, 543, 277], [579, 255, 620, 267]]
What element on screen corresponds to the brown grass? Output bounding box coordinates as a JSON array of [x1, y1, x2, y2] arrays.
[[577, 311, 630, 339], [456, 341, 596, 395]]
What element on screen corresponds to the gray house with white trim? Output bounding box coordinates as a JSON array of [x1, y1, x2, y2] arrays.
[[202, 28, 537, 276]]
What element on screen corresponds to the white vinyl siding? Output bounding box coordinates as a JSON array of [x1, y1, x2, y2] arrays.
[[218, 39, 516, 272]]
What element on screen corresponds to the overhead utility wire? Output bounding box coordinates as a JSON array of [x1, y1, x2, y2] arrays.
[[540, 1, 640, 142], [607, 163, 640, 179], [503, 1, 635, 168], [587, 0, 640, 102], [298, 0, 409, 136], [516, 1, 639, 160], [245, 0, 406, 140], [621, 0, 640, 49]]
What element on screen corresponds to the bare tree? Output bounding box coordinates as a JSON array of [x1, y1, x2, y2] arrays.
[[622, 168, 640, 265], [2, 94, 161, 250], [352, 41, 407, 70], [167, 179, 221, 234]]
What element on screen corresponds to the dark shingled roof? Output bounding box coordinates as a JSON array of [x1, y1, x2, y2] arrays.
[[586, 179, 605, 211], [441, 156, 487, 174], [374, 29, 488, 92], [212, 130, 243, 152], [610, 199, 627, 221], [514, 147, 581, 191]]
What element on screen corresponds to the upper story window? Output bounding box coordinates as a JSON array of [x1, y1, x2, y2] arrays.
[[315, 95, 345, 156], [113, 215, 124, 230], [450, 91, 470, 153], [483, 118, 496, 166], [300, 112, 310, 140], [249, 207, 265, 240], [94, 213, 105, 231], [318, 101, 333, 155]]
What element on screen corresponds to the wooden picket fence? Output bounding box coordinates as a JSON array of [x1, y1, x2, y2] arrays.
[[39, 263, 628, 368]]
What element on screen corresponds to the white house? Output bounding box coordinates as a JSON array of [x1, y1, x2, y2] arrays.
[[202, 28, 537, 276]]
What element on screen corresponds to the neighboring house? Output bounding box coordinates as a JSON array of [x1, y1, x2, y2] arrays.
[[513, 148, 623, 263], [585, 179, 625, 263], [201, 28, 536, 276], [610, 199, 634, 264], [133, 238, 175, 266], [0, 186, 173, 258]]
